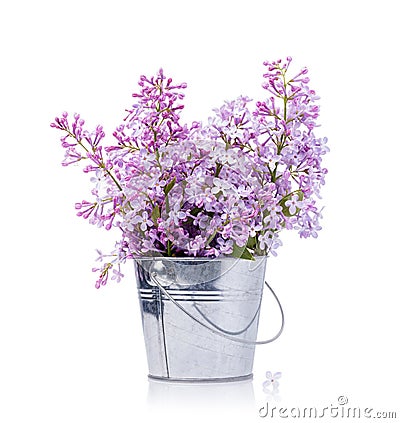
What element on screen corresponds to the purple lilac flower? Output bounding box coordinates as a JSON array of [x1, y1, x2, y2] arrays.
[[263, 371, 282, 390], [285, 194, 303, 215], [51, 59, 328, 287]]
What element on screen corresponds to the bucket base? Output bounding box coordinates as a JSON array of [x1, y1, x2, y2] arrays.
[[148, 373, 253, 384]]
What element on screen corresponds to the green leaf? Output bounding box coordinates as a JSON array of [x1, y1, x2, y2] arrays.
[[190, 207, 203, 217], [279, 193, 291, 217], [232, 242, 255, 261], [151, 205, 160, 224], [281, 204, 292, 217], [279, 190, 304, 217], [246, 236, 257, 249], [232, 242, 244, 258], [240, 248, 255, 260], [164, 177, 176, 195]]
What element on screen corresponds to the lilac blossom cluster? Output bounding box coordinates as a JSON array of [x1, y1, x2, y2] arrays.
[[51, 58, 328, 288]]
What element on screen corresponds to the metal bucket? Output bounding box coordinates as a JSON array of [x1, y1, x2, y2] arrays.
[[135, 257, 274, 382]]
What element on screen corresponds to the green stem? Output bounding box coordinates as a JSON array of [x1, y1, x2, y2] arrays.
[[215, 163, 223, 177], [166, 240, 172, 256], [65, 128, 127, 205], [205, 229, 218, 247], [101, 164, 123, 192], [283, 96, 287, 121], [165, 195, 170, 214]]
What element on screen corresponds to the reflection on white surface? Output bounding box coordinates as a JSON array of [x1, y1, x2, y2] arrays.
[[147, 378, 255, 412], [262, 386, 282, 403]]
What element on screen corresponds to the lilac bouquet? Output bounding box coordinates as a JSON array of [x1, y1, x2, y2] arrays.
[[51, 57, 328, 288]]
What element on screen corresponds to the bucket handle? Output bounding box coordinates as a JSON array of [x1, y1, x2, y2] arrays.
[[150, 273, 285, 345]]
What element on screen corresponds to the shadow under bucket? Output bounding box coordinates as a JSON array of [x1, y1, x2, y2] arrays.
[[135, 257, 282, 383]]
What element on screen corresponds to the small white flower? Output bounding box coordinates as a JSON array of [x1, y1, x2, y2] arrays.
[[263, 154, 279, 170], [263, 371, 282, 390], [90, 169, 106, 190], [168, 204, 187, 226], [211, 178, 233, 196], [249, 223, 263, 237], [285, 194, 303, 215], [124, 210, 153, 232]]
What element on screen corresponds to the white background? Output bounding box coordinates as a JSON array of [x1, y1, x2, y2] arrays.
[[1, 0, 399, 422]]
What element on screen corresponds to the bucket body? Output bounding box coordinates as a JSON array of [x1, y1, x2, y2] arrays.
[[135, 257, 266, 382]]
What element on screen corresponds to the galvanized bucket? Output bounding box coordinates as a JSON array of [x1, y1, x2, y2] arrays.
[[135, 257, 283, 383]]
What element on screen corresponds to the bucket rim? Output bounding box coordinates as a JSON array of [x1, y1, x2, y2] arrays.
[[133, 256, 267, 262]]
